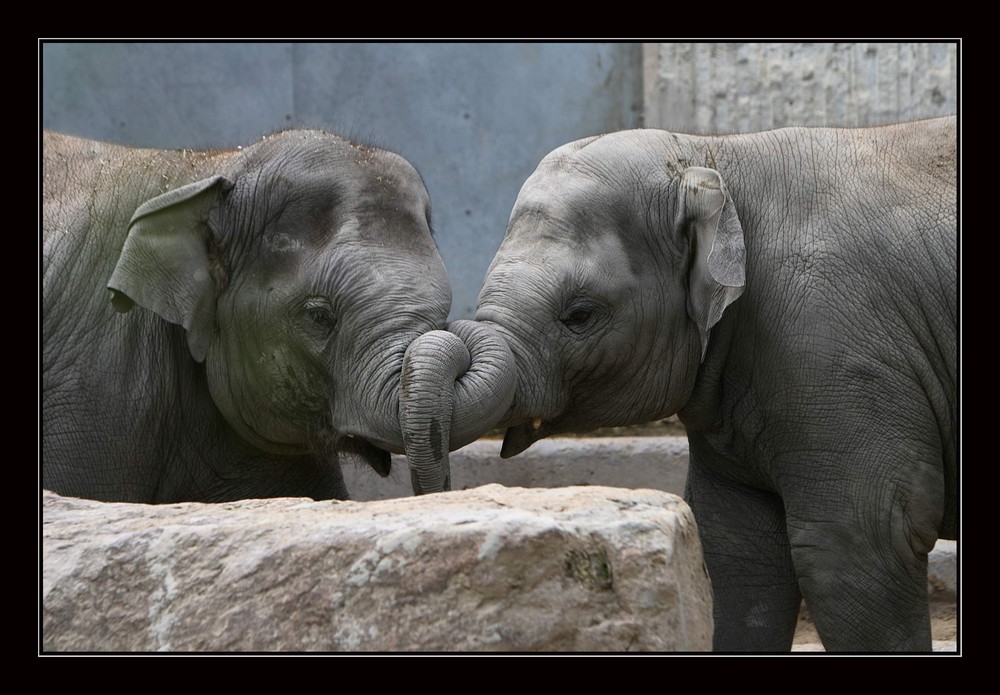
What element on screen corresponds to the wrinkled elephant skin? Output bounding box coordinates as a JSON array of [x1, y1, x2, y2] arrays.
[[42, 130, 509, 502], [472, 117, 957, 651]]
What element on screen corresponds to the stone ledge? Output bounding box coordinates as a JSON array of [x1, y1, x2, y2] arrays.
[[42, 485, 713, 652]]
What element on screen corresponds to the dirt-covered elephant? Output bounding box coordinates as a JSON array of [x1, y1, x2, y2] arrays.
[[42, 129, 513, 503], [465, 117, 957, 651]]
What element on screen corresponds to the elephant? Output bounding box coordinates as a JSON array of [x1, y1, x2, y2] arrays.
[[467, 116, 957, 651], [42, 129, 513, 503]]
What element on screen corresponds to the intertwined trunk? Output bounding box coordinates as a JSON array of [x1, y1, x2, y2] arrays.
[[399, 320, 515, 494]]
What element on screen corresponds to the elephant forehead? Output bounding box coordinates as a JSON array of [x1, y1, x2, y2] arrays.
[[516, 166, 611, 212], [488, 223, 632, 300], [242, 203, 439, 289], [542, 129, 666, 172], [342, 236, 447, 295], [248, 139, 430, 224], [500, 187, 635, 270], [252, 131, 428, 195], [297, 220, 444, 279], [332, 212, 439, 255], [355, 166, 430, 214], [501, 217, 625, 263], [511, 169, 635, 239]]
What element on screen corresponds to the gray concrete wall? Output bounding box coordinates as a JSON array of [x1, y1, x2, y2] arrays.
[[41, 42, 642, 320], [643, 42, 958, 132]]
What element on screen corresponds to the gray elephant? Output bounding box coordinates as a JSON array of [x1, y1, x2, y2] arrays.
[[42, 129, 512, 502], [469, 117, 957, 651]]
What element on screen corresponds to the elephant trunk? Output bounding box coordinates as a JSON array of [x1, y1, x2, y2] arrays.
[[399, 320, 515, 495]]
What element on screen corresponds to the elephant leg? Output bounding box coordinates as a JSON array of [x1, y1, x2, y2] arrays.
[[685, 455, 801, 651], [784, 456, 943, 652]]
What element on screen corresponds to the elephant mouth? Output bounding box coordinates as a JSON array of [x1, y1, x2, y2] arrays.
[[336, 434, 392, 478], [500, 417, 548, 458]]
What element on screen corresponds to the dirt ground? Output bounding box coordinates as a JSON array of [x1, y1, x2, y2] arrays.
[[554, 417, 958, 649]]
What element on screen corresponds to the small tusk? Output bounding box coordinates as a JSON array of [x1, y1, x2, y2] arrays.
[[532, 418, 542, 430], [346, 434, 355, 439]]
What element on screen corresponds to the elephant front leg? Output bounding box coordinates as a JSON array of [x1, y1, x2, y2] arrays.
[[685, 457, 802, 651], [788, 522, 932, 652], [784, 456, 943, 652]]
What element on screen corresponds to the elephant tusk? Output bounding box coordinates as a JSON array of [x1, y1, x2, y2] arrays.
[[532, 417, 543, 430]]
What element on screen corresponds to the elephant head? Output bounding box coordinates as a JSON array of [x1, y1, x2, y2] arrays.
[[472, 132, 746, 457], [105, 130, 511, 493]]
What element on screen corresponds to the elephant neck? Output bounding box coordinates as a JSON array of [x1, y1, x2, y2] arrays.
[[677, 306, 738, 434]]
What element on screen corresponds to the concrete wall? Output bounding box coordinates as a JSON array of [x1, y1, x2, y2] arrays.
[[643, 42, 958, 132], [41, 42, 642, 320]]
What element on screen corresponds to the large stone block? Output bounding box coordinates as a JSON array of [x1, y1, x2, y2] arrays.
[[42, 485, 712, 652]]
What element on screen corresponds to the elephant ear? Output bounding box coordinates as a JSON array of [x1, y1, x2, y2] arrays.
[[107, 176, 231, 363], [676, 167, 746, 360]]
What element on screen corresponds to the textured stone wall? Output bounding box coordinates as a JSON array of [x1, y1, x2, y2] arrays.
[[643, 42, 958, 133]]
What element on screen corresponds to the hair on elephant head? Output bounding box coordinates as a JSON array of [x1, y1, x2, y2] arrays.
[[42, 130, 512, 502], [467, 118, 958, 652]]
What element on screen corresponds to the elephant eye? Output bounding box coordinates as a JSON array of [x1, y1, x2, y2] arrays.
[[562, 309, 593, 326], [304, 299, 337, 335], [560, 304, 597, 332]]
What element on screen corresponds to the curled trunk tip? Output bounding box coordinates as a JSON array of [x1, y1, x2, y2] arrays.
[[399, 321, 515, 495]]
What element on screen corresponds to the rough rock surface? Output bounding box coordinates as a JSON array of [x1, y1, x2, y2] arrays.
[[42, 485, 712, 652]]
